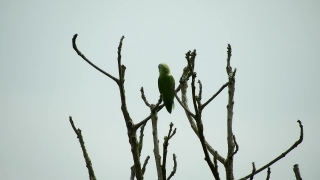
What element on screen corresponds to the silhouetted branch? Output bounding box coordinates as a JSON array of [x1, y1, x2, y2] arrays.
[[167, 154, 177, 180], [293, 164, 302, 180], [174, 92, 196, 119], [196, 80, 202, 108], [140, 87, 151, 107], [225, 44, 236, 180], [72, 34, 119, 83], [69, 116, 96, 180], [266, 167, 271, 180], [162, 123, 177, 179], [201, 82, 229, 110], [231, 134, 239, 157], [185, 50, 221, 180], [240, 120, 304, 180], [138, 122, 147, 156], [178, 56, 225, 165], [249, 162, 256, 180], [150, 104, 163, 180], [135, 94, 163, 130], [130, 166, 135, 180], [213, 151, 220, 178], [142, 156, 150, 174], [72, 34, 143, 180]]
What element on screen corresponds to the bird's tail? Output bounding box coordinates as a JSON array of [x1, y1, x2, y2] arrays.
[[164, 99, 174, 114]]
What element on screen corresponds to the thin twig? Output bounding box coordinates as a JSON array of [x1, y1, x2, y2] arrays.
[[266, 167, 271, 180], [162, 123, 177, 179], [231, 134, 239, 157], [186, 50, 220, 180], [167, 154, 177, 180], [69, 116, 96, 180], [196, 80, 202, 108], [240, 120, 304, 180], [179, 58, 225, 165], [213, 151, 220, 178], [72, 34, 119, 83], [134, 92, 171, 130], [142, 156, 150, 175], [249, 162, 256, 180], [138, 122, 147, 156], [140, 87, 151, 107], [293, 164, 302, 180], [225, 44, 236, 180], [174, 92, 196, 119], [201, 82, 229, 110]]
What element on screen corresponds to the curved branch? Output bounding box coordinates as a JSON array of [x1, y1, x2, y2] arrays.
[[72, 34, 119, 83], [240, 120, 304, 180]]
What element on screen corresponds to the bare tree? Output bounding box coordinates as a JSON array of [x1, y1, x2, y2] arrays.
[[69, 34, 304, 180]]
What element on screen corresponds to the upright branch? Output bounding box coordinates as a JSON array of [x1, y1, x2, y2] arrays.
[[69, 116, 96, 180], [293, 164, 303, 180], [185, 50, 221, 180], [266, 167, 271, 180], [249, 162, 256, 180], [140, 88, 164, 180], [167, 154, 177, 180], [177, 52, 226, 165], [162, 123, 177, 179], [150, 105, 163, 180], [225, 44, 236, 180], [131, 115, 149, 180], [72, 34, 143, 180]]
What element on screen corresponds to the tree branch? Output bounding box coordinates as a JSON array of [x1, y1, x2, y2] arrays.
[[196, 80, 202, 108], [249, 162, 256, 180], [162, 123, 177, 179], [69, 116, 96, 180], [150, 104, 163, 180], [138, 122, 147, 157], [230, 134, 239, 158], [140, 87, 151, 108], [174, 92, 196, 119], [178, 55, 225, 165], [201, 82, 229, 110], [293, 164, 302, 180], [167, 154, 177, 180], [186, 50, 220, 180], [73, 35, 144, 180], [240, 120, 304, 180], [142, 156, 150, 175], [266, 167, 271, 180], [225, 44, 236, 180], [72, 34, 119, 83]]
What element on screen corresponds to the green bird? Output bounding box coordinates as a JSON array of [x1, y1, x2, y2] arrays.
[[158, 63, 175, 113]]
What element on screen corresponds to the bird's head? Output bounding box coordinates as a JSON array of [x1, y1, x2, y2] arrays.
[[158, 63, 171, 74]]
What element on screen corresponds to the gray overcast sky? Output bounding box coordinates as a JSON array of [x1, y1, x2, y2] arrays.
[[1, 0, 319, 179]]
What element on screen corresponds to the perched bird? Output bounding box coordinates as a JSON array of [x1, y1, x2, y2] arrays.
[[158, 63, 175, 113]]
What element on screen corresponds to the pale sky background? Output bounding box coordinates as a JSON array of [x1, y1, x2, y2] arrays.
[[1, 1, 319, 180]]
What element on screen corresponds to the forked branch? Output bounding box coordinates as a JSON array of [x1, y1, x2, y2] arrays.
[[72, 34, 143, 180]]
